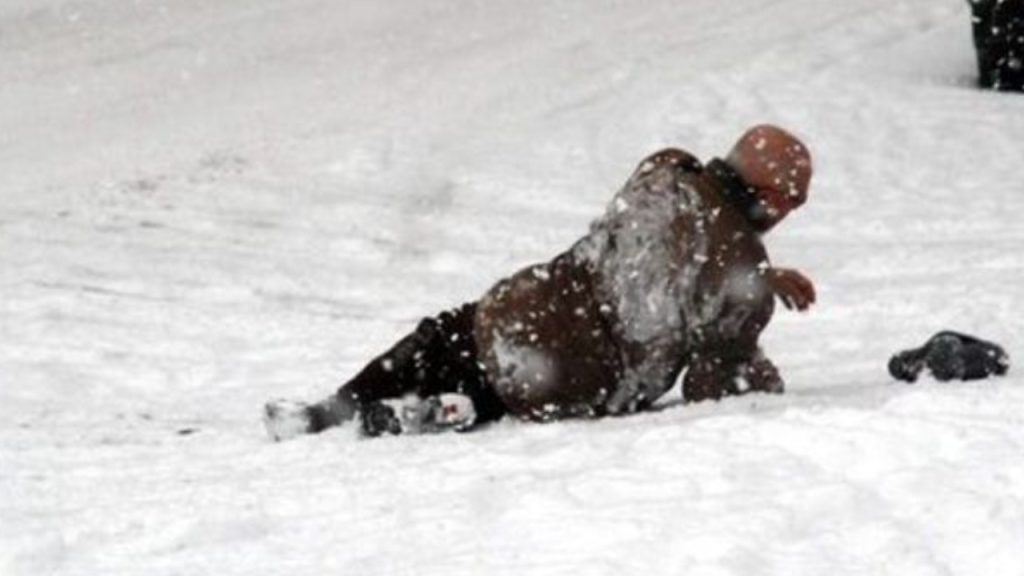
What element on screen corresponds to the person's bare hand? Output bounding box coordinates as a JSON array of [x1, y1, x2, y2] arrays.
[[767, 267, 816, 311]]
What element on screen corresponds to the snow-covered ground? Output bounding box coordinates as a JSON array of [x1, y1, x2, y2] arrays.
[[3, 0, 1024, 573]]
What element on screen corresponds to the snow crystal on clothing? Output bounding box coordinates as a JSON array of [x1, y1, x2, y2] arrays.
[[573, 162, 709, 411], [490, 333, 557, 396]]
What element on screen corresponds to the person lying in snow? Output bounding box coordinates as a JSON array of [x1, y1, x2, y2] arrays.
[[264, 124, 816, 440]]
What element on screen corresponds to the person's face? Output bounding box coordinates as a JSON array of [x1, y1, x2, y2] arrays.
[[728, 126, 812, 232], [749, 178, 794, 227], [745, 172, 803, 231]]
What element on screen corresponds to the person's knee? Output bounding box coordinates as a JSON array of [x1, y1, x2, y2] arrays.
[[742, 355, 784, 394], [682, 361, 727, 403]]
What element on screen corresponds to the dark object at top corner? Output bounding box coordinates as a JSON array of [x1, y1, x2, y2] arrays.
[[968, 0, 1024, 92], [889, 330, 1010, 383]]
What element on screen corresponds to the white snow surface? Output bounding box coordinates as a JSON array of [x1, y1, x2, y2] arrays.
[[3, 0, 1024, 574]]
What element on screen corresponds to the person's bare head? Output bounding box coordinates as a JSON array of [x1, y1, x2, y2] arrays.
[[726, 124, 813, 231]]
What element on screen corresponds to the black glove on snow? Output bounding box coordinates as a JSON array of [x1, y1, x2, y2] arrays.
[[889, 331, 1010, 383]]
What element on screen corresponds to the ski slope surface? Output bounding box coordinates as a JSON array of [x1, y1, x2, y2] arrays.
[[3, 0, 1024, 574]]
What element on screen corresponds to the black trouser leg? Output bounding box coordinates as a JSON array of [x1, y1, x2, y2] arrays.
[[970, 0, 1024, 91], [329, 303, 506, 433]]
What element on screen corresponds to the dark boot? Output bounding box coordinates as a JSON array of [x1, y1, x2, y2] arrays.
[[360, 401, 404, 437], [359, 394, 478, 437], [263, 393, 359, 441]]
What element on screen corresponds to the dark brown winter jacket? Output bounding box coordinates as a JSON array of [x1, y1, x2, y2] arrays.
[[474, 149, 782, 421]]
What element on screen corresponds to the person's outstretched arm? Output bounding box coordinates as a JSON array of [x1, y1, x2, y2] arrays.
[[766, 267, 816, 311]]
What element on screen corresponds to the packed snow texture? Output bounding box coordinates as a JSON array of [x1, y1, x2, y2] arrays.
[[3, 0, 1024, 574]]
